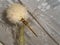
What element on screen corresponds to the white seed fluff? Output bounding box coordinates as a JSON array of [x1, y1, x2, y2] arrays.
[[0, 42, 3, 45], [6, 3, 29, 24]]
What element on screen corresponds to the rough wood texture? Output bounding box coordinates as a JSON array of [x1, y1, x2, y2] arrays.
[[0, 0, 60, 45]]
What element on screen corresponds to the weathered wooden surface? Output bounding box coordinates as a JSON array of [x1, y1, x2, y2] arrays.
[[0, 0, 60, 45]]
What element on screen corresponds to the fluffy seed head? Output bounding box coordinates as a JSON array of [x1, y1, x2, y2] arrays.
[[6, 3, 29, 24]]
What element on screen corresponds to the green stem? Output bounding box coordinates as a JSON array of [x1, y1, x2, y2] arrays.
[[18, 25, 25, 45]]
